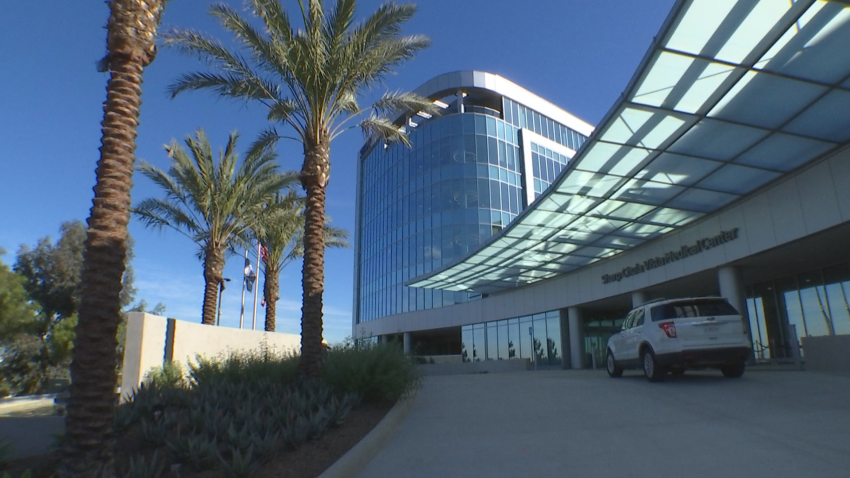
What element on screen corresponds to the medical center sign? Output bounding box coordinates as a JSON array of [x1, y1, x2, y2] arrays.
[[601, 228, 740, 284]]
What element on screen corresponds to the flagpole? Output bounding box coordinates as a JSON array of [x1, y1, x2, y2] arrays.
[[239, 249, 248, 329], [252, 241, 261, 330]]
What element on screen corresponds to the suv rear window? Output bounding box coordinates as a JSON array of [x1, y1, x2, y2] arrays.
[[650, 299, 738, 321]]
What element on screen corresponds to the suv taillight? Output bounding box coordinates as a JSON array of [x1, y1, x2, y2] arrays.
[[659, 322, 677, 338]]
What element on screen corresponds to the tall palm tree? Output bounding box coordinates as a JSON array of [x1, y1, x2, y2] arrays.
[[165, 0, 437, 378], [133, 129, 295, 325], [252, 194, 350, 332], [60, 1, 167, 475]]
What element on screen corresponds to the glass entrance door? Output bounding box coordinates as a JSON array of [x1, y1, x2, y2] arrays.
[[584, 315, 627, 368]]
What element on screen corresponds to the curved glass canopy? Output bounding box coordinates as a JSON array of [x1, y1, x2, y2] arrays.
[[408, 0, 850, 294]]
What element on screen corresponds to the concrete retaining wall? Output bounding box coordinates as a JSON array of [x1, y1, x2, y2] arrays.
[[121, 312, 169, 399], [120, 313, 300, 400], [801, 335, 850, 375], [169, 317, 300, 367]]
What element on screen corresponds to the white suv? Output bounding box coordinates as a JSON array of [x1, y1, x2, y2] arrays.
[[606, 297, 752, 382]]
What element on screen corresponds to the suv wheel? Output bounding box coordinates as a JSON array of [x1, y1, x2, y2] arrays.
[[642, 349, 665, 382], [721, 362, 745, 378], [606, 350, 623, 378]]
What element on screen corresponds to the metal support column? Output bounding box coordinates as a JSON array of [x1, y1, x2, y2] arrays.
[[568, 307, 585, 369]]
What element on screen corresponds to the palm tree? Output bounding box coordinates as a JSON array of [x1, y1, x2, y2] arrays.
[[60, 1, 167, 475], [133, 129, 295, 325], [252, 194, 350, 332], [165, 0, 437, 378]]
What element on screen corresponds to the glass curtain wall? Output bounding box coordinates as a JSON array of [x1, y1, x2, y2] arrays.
[[530, 143, 571, 199], [746, 262, 850, 359], [357, 99, 589, 324], [460, 310, 562, 365], [503, 98, 588, 151], [358, 113, 522, 322]]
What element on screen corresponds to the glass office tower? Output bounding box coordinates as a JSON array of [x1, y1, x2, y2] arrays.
[[354, 72, 593, 325]]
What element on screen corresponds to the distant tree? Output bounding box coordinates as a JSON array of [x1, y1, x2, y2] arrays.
[[133, 129, 293, 325], [533, 338, 547, 365], [547, 337, 559, 361], [251, 192, 349, 332], [15, 221, 137, 320], [10, 222, 136, 394], [0, 335, 42, 395], [0, 250, 37, 342], [164, 0, 436, 378], [127, 298, 166, 316], [15, 221, 86, 321]]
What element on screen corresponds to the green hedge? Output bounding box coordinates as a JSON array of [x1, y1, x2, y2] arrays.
[[322, 342, 420, 402]]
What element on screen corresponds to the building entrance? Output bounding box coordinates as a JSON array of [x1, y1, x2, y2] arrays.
[[583, 310, 629, 368], [746, 262, 850, 361]]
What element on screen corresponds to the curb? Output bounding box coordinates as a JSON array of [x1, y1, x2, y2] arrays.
[[319, 392, 417, 478], [0, 398, 56, 415]]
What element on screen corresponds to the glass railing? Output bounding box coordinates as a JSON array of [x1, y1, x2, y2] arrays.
[[464, 105, 501, 118]]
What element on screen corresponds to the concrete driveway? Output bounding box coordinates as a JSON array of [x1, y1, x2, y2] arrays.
[[359, 369, 850, 478]]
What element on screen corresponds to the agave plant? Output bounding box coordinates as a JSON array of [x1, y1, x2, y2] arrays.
[[218, 445, 259, 478], [124, 451, 167, 478]]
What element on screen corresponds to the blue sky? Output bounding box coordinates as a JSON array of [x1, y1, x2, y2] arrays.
[[0, 0, 675, 344]]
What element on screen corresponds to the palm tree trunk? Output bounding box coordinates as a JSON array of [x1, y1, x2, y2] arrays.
[[60, 2, 164, 475], [202, 248, 225, 325], [264, 265, 279, 332], [297, 136, 330, 378]]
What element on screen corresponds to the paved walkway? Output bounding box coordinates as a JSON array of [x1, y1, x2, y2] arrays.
[[0, 416, 63, 459], [359, 369, 850, 478]]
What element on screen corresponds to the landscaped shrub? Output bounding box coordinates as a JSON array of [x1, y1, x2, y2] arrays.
[[143, 361, 185, 389], [322, 341, 420, 402], [186, 343, 298, 389], [109, 341, 419, 475], [115, 345, 361, 476]]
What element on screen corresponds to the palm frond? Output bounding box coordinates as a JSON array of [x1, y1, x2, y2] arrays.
[[323, 225, 350, 248], [163, 29, 255, 79], [267, 99, 300, 124], [285, 217, 349, 265], [352, 34, 431, 87], [134, 130, 291, 271], [372, 90, 440, 118], [252, 0, 295, 44], [246, 127, 282, 160], [168, 71, 276, 102], [336, 90, 360, 114], [324, 0, 357, 52], [360, 115, 410, 146], [132, 198, 202, 240], [210, 3, 297, 92]]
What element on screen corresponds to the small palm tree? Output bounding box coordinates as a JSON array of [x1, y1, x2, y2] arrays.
[[252, 194, 350, 332], [165, 0, 437, 378], [133, 129, 295, 325], [61, 1, 167, 475]]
